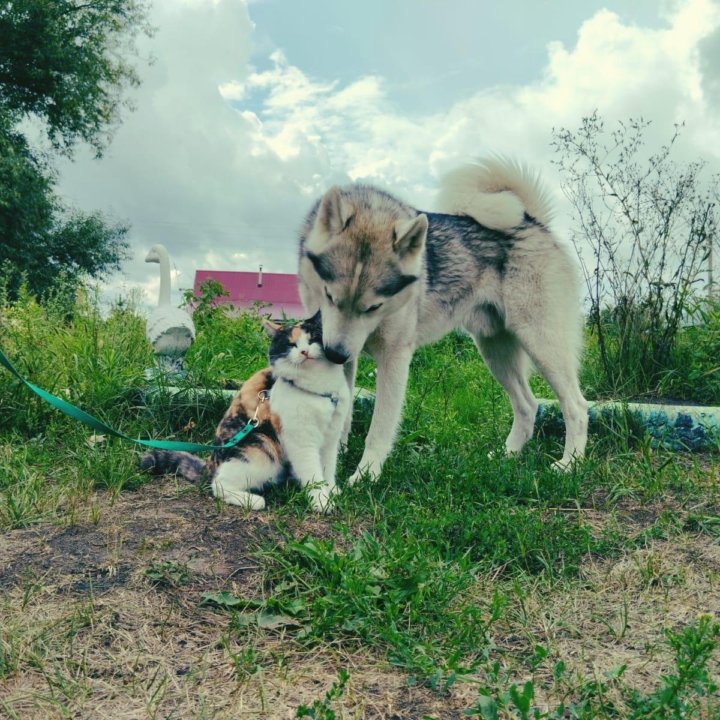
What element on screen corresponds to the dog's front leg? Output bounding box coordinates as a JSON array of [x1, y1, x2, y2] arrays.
[[347, 345, 412, 485]]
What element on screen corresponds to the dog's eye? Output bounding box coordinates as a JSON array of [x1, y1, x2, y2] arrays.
[[324, 287, 335, 305], [365, 303, 383, 313]]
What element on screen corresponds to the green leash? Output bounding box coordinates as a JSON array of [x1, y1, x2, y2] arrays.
[[0, 348, 257, 453]]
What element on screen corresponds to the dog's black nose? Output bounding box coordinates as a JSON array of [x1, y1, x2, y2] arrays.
[[324, 345, 350, 364]]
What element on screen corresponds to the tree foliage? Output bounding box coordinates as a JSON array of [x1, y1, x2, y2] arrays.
[[0, 0, 151, 156], [0, 0, 150, 300], [0, 124, 129, 298]]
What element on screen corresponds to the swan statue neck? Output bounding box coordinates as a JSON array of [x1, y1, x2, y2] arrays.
[[156, 246, 172, 306]]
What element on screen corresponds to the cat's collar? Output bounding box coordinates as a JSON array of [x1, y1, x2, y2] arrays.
[[279, 377, 339, 406]]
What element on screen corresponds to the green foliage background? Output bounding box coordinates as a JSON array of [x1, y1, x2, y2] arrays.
[[0, 0, 151, 301]]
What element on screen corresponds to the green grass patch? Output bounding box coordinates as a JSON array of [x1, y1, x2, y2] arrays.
[[1, 284, 718, 715]]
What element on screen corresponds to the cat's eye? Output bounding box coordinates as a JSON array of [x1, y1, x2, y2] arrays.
[[365, 303, 383, 313], [324, 287, 335, 305]]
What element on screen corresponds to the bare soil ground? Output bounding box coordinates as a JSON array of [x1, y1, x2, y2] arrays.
[[1, 478, 719, 719], [0, 480, 477, 719]]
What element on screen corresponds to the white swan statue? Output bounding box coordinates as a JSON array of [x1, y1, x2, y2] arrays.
[[144, 244, 196, 358]]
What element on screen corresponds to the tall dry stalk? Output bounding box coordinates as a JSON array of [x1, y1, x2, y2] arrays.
[[552, 112, 719, 397]]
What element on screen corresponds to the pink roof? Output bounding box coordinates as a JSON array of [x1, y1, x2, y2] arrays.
[[193, 269, 306, 319]]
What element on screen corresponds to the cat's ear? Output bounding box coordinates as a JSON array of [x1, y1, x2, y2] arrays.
[[262, 318, 282, 337], [309, 309, 322, 324]]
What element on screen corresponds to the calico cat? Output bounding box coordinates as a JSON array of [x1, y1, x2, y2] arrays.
[[140, 312, 351, 513]]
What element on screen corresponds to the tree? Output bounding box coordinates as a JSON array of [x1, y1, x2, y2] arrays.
[[552, 112, 719, 397], [0, 116, 129, 298], [0, 0, 151, 300], [0, 0, 151, 156]]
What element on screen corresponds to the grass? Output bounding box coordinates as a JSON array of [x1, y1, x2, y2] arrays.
[[578, 298, 720, 404], [0, 287, 719, 718]]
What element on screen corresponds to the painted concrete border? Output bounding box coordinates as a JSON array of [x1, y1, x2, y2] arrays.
[[537, 400, 720, 451]]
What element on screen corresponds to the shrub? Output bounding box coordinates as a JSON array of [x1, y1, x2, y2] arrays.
[[553, 112, 719, 400]]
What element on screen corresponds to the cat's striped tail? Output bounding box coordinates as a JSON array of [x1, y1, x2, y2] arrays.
[[140, 449, 206, 483]]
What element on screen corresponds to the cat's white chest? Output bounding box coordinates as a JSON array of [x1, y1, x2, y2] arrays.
[[270, 378, 348, 435]]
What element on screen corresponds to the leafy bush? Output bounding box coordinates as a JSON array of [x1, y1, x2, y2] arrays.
[[181, 279, 272, 388]]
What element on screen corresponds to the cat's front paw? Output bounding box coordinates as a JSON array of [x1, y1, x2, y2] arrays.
[[212, 484, 266, 510], [308, 485, 338, 514]]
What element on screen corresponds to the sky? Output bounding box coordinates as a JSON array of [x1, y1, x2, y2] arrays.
[[55, 0, 720, 310]]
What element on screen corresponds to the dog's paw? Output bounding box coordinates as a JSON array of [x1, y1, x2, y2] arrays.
[[551, 456, 579, 473], [347, 466, 379, 486], [308, 485, 338, 514], [487, 447, 519, 462]]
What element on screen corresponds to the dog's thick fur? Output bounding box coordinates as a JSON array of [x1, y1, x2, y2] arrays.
[[297, 157, 588, 481]]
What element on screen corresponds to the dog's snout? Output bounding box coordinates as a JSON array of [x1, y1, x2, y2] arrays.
[[324, 345, 350, 365]]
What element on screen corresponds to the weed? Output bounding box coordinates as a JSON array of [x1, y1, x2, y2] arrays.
[[626, 615, 720, 718], [260, 532, 489, 679], [0, 634, 18, 679], [221, 636, 262, 682], [466, 616, 720, 718], [144, 560, 190, 588], [295, 669, 349, 719], [553, 113, 720, 402]]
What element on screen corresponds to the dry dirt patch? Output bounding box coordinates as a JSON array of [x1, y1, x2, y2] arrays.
[[0, 479, 475, 719], [2, 479, 720, 718], [0, 480, 275, 598]]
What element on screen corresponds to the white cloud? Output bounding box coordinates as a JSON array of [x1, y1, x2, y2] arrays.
[[219, 0, 720, 205], [56, 0, 720, 313], [58, 0, 336, 311]]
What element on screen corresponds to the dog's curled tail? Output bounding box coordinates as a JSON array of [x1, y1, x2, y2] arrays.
[[436, 156, 555, 230], [139, 449, 206, 483]]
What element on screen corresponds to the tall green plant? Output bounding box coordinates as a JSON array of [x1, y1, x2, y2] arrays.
[[552, 113, 719, 398], [182, 278, 231, 329]]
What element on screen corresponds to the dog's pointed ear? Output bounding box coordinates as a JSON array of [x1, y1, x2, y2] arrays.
[[317, 186, 353, 236], [262, 318, 282, 337], [393, 214, 428, 258]]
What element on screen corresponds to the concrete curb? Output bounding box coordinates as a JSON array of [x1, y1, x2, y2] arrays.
[[537, 399, 720, 451]]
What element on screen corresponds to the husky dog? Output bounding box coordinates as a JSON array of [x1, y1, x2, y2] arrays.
[[297, 158, 588, 482]]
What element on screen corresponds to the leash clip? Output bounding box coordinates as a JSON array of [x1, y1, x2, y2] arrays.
[[251, 389, 270, 425]]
